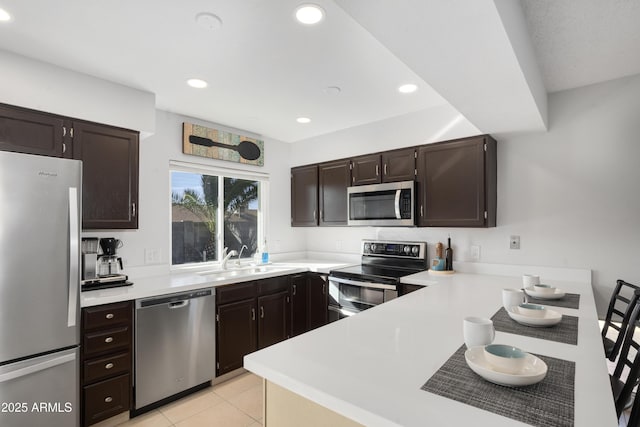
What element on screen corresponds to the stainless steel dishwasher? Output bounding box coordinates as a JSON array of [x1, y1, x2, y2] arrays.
[[135, 288, 216, 409]]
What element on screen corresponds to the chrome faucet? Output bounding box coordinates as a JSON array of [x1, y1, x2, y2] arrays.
[[221, 247, 239, 270], [236, 245, 249, 265]]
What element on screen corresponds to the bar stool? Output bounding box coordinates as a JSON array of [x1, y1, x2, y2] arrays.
[[602, 280, 640, 361], [627, 390, 640, 427], [610, 300, 640, 420]]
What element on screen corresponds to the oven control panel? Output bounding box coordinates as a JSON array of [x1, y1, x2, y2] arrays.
[[362, 240, 426, 259]]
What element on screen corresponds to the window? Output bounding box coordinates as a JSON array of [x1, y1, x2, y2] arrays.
[[171, 166, 264, 266]]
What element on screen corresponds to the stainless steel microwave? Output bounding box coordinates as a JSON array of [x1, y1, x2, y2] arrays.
[[347, 181, 415, 226]]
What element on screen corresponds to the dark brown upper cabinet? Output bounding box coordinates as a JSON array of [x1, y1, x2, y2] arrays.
[[318, 159, 351, 226], [351, 148, 415, 186], [291, 164, 319, 226], [416, 135, 496, 227], [72, 122, 139, 230], [351, 154, 381, 186], [0, 103, 71, 158], [381, 147, 416, 182]]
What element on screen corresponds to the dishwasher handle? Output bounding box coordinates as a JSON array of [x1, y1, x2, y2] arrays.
[[169, 300, 189, 309]]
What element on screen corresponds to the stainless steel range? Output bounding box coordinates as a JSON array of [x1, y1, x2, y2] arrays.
[[328, 240, 427, 322]]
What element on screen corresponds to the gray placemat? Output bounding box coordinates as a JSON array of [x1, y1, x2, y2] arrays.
[[491, 307, 579, 345], [421, 345, 575, 427], [525, 292, 581, 310]]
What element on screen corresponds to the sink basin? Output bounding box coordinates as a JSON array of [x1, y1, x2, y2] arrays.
[[198, 264, 289, 280]]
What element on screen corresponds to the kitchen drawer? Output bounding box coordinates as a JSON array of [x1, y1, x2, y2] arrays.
[[217, 281, 257, 305], [83, 301, 133, 330], [83, 351, 131, 384], [83, 326, 131, 357], [258, 275, 290, 296], [83, 373, 130, 426]]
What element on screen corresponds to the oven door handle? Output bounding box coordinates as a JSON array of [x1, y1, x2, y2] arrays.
[[329, 276, 397, 291], [328, 304, 359, 317]]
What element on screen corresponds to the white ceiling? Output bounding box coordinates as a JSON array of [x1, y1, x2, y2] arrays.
[[0, 1, 638, 142]]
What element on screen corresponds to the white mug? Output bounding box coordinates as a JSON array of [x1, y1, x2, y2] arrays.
[[522, 274, 540, 287], [502, 288, 526, 311], [463, 317, 495, 348]]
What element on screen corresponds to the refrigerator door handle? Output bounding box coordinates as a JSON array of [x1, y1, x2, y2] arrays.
[[0, 352, 76, 384], [68, 187, 79, 327]]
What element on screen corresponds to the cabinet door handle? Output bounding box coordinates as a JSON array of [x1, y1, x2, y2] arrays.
[[104, 396, 113, 403], [292, 284, 297, 296], [260, 306, 265, 319], [132, 203, 136, 217], [313, 210, 316, 221], [384, 164, 388, 175], [322, 283, 326, 295], [375, 164, 379, 176], [105, 313, 114, 319], [104, 337, 113, 343], [105, 363, 114, 370], [251, 308, 256, 320]]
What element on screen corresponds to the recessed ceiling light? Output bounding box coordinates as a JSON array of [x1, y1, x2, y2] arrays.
[[323, 86, 341, 96], [187, 78, 208, 89], [0, 8, 12, 22], [398, 83, 418, 94], [295, 4, 325, 25], [195, 12, 222, 30], [296, 117, 311, 124]]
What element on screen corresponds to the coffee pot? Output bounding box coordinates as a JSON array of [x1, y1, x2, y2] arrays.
[[98, 255, 124, 276]]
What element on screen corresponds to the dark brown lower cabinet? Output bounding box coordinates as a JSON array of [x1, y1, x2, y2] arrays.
[[216, 298, 258, 375], [307, 274, 328, 330], [258, 291, 290, 349], [83, 374, 130, 426], [81, 301, 133, 427], [216, 277, 291, 376]]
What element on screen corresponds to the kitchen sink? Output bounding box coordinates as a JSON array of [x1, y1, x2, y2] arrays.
[[197, 264, 290, 280]]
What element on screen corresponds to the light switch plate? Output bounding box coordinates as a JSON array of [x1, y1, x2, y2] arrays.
[[470, 245, 480, 261]]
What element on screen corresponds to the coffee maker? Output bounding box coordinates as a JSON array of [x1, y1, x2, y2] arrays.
[[81, 237, 132, 291], [98, 238, 124, 276]]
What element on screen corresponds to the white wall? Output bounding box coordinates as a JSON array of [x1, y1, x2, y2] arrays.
[[86, 109, 300, 277], [292, 73, 640, 316], [0, 50, 155, 135]]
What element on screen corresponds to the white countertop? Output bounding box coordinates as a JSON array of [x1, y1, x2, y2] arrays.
[[80, 259, 354, 307], [244, 272, 617, 427]]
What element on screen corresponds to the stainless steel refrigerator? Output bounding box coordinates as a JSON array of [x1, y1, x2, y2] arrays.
[[0, 151, 81, 427]]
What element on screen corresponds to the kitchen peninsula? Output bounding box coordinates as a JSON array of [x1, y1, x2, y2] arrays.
[[244, 270, 617, 427]]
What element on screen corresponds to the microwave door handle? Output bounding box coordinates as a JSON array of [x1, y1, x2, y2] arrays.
[[394, 189, 401, 219]]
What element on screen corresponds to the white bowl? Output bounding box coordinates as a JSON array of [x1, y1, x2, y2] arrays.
[[533, 284, 556, 295], [465, 347, 548, 386], [483, 344, 527, 374], [517, 303, 547, 318]]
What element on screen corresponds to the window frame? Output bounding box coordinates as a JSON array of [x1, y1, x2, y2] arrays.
[[169, 160, 268, 270]]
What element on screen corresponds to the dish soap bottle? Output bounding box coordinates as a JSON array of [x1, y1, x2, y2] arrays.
[[445, 235, 453, 271], [261, 239, 269, 264]]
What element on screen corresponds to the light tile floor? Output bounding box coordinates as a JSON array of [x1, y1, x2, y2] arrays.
[[98, 372, 263, 427]]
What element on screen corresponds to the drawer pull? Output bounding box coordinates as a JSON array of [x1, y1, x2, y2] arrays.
[[105, 363, 114, 370], [105, 313, 114, 319], [104, 337, 114, 343], [104, 396, 113, 403]]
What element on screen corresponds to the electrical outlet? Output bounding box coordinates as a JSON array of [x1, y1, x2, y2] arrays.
[[144, 248, 161, 264], [510, 235, 520, 250], [470, 245, 480, 261]]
